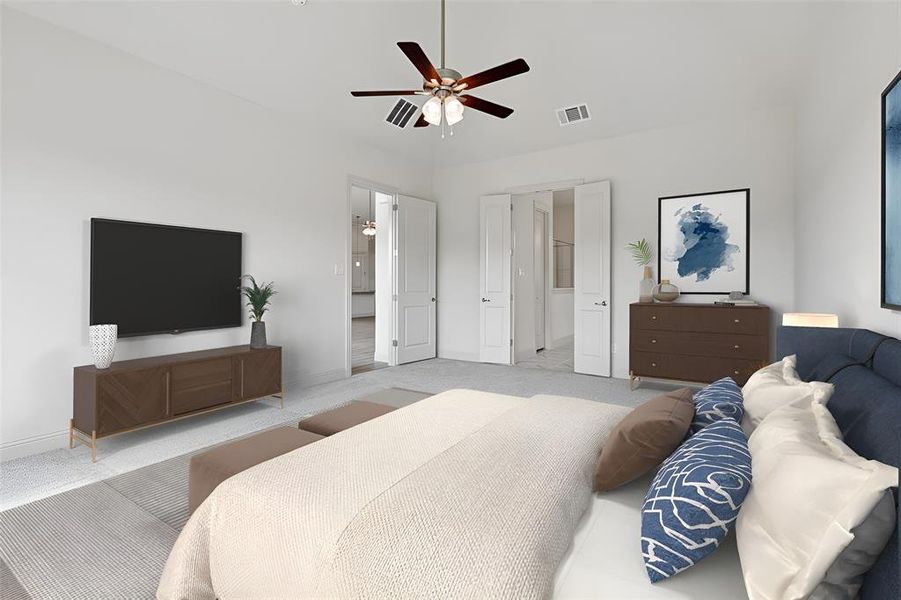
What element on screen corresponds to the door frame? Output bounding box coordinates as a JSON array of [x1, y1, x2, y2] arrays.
[[504, 180, 582, 357], [346, 176, 398, 377], [534, 205, 549, 352]]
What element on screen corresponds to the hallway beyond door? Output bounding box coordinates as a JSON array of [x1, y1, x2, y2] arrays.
[[515, 336, 574, 373], [352, 316, 387, 375]]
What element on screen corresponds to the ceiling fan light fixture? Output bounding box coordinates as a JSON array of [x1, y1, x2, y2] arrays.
[[422, 96, 443, 125], [444, 96, 464, 125], [362, 220, 376, 236]]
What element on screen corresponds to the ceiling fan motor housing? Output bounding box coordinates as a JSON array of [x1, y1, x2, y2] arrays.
[[426, 67, 463, 92]]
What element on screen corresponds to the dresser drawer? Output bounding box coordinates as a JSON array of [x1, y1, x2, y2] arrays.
[[631, 304, 769, 335], [631, 330, 767, 360], [699, 308, 769, 336], [631, 305, 679, 331], [630, 351, 763, 385]]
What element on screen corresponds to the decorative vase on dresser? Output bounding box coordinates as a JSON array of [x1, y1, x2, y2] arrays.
[[639, 267, 655, 303], [653, 279, 680, 302], [629, 302, 770, 389]]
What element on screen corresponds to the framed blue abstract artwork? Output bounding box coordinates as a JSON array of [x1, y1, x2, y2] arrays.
[[658, 189, 750, 295], [883, 70, 901, 310]]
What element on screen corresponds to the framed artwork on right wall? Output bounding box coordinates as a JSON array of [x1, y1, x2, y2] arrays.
[[883, 69, 901, 310]]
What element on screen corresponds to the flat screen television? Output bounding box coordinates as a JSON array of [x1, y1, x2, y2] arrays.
[[90, 218, 243, 337]]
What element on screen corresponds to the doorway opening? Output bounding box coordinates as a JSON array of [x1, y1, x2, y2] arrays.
[[513, 189, 575, 373], [350, 184, 392, 375], [478, 180, 610, 376], [347, 180, 438, 376]]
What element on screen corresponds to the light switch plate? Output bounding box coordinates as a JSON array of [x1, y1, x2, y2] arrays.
[[334, 264, 345, 276]]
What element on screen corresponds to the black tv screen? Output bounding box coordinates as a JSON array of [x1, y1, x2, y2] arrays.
[[90, 219, 242, 337]]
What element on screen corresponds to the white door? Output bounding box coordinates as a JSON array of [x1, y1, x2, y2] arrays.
[[479, 194, 512, 364], [534, 209, 547, 351], [574, 181, 611, 376], [394, 195, 436, 364]]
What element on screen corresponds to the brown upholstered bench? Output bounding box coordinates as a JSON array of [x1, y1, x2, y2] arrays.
[[189, 426, 323, 513], [298, 400, 396, 436]]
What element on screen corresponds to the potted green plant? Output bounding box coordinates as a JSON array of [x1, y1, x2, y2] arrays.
[[239, 275, 277, 348], [626, 239, 655, 303]]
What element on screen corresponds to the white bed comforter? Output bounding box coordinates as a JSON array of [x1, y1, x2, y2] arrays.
[[157, 389, 629, 599]]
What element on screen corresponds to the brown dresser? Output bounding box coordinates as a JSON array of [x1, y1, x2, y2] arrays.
[[72, 345, 282, 461], [629, 303, 770, 389]]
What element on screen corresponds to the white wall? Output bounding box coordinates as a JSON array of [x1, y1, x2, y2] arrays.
[[433, 107, 796, 376], [0, 10, 431, 458], [794, 3, 901, 337]]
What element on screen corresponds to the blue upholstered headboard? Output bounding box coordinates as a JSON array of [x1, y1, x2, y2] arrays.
[[777, 326, 901, 600]]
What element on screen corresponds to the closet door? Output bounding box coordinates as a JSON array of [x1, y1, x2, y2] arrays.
[[573, 181, 611, 376]]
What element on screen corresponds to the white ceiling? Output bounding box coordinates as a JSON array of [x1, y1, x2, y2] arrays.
[[9, 1, 839, 167]]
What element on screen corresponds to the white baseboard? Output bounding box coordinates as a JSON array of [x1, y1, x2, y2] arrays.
[[283, 367, 347, 390], [437, 350, 480, 363], [1, 429, 69, 462]]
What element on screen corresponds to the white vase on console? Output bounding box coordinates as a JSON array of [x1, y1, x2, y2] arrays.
[[89, 324, 118, 369]]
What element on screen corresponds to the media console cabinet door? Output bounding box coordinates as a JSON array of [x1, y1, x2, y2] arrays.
[[170, 358, 233, 416], [96, 366, 169, 435], [235, 348, 282, 400]]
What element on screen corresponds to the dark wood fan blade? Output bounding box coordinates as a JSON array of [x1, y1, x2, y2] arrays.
[[413, 113, 430, 128], [397, 42, 441, 83], [351, 90, 420, 97], [460, 95, 514, 119], [455, 59, 530, 91]]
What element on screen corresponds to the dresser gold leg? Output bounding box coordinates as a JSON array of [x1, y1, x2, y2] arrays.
[[629, 371, 640, 391], [273, 391, 284, 409], [91, 431, 97, 463], [69, 419, 75, 449]]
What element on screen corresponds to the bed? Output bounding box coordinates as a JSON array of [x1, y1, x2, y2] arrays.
[[553, 475, 747, 598], [158, 326, 899, 599], [776, 326, 901, 600]]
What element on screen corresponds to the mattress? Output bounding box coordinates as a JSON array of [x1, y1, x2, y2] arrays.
[[555, 475, 749, 599]]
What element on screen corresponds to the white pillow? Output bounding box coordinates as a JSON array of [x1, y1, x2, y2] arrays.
[[736, 396, 898, 600], [740, 355, 833, 435]]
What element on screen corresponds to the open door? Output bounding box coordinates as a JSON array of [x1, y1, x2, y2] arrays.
[[394, 195, 437, 364], [573, 181, 611, 376], [479, 194, 513, 364]]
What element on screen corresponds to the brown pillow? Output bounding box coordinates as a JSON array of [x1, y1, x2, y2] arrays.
[[593, 388, 694, 492]]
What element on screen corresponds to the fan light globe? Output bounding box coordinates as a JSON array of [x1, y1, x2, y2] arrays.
[[444, 96, 464, 125], [422, 96, 442, 125]]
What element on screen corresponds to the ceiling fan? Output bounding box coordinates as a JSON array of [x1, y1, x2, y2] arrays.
[[350, 0, 529, 135]]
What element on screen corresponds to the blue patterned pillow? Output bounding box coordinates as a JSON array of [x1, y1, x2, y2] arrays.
[[689, 377, 744, 434], [641, 419, 752, 582]]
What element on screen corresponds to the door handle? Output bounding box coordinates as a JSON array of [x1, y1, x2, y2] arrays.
[[431, 297, 436, 302], [594, 301, 608, 307], [481, 298, 490, 302]]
